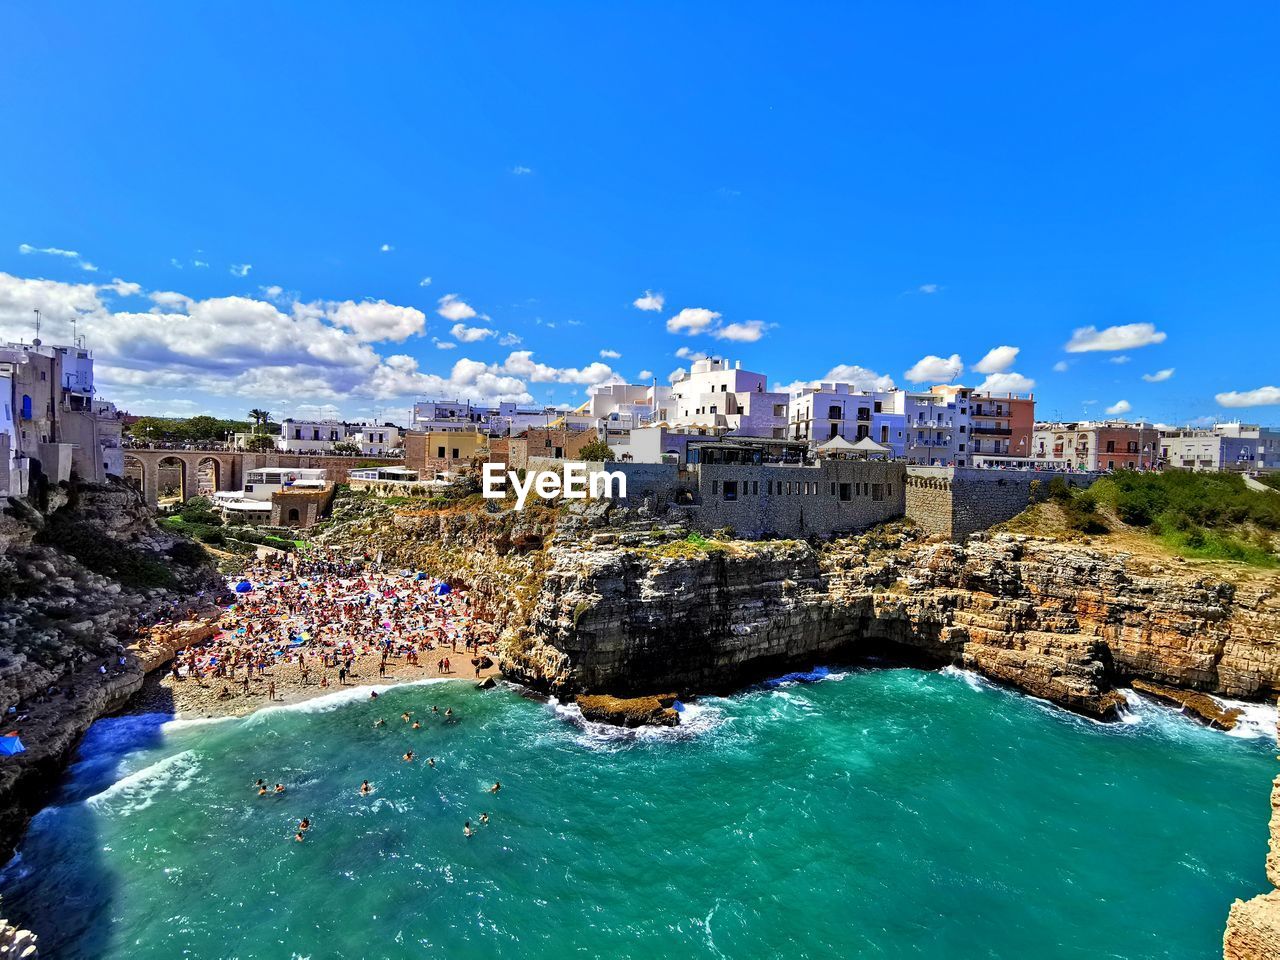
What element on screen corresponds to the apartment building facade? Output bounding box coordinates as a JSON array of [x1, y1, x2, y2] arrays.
[[1032, 420, 1161, 471], [786, 383, 907, 457], [667, 358, 789, 438]]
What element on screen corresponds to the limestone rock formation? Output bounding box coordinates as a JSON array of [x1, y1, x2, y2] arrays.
[[0, 478, 221, 862], [576, 693, 680, 727], [507, 530, 1280, 722]]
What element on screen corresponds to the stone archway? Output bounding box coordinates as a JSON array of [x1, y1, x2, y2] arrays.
[[196, 457, 221, 497], [156, 456, 188, 505], [123, 455, 145, 495]]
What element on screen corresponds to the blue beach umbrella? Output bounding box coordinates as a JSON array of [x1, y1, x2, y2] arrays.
[[0, 734, 26, 756], [433, 583, 452, 596], [234, 581, 254, 594]]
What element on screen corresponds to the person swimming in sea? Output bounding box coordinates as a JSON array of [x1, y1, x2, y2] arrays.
[[258, 784, 268, 796], [401, 712, 412, 723], [479, 812, 489, 825], [427, 757, 436, 768], [403, 750, 414, 763], [274, 783, 286, 794], [373, 718, 386, 728], [463, 820, 473, 838], [444, 707, 453, 718], [489, 781, 501, 794], [299, 818, 311, 833], [360, 780, 373, 796], [431, 705, 439, 715], [369, 691, 379, 700], [411, 720, 422, 729], [295, 830, 305, 843]]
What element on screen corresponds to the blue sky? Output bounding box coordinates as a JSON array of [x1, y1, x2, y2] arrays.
[[1, 2, 1277, 426]]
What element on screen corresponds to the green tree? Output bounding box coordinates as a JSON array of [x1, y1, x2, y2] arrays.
[[244, 434, 276, 452], [578, 439, 616, 462], [248, 408, 272, 434]]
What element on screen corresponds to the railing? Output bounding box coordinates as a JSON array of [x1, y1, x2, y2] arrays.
[[971, 426, 1012, 436]]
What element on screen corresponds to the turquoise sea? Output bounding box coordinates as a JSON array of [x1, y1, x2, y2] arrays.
[[1, 667, 1273, 959]]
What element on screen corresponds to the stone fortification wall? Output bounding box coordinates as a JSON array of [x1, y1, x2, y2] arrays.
[[906, 466, 1099, 539]]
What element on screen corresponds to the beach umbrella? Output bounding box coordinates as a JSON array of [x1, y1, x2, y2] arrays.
[[0, 733, 24, 756], [234, 581, 254, 594], [433, 583, 452, 596]]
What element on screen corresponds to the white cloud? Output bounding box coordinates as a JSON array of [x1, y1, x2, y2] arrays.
[[500, 350, 614, 386], [79, 261, 98, 272], [977, 372, 1036, 394], [512, 165, 533, 175], [668, 367, 688, 382], [104, 278, 142, 297], [917, 283, 940, 294], [1105, 400, 1132, 415], [599, 348, 622, 359], [674, 346, 707, 360], [419, 276, 433, 287], [1142, 368, 1175, 383], [380, 243, 394, 253], [637, 369, 654, 380], [1216, 386, 1280, 408], [149, 290, 194, 314], [437, 293, 478, 322], [973, 345, 1019, 375], [498, 332, 522, 347], [712, 320, 768, 343], [450, 322, 496, 343], [327, 299, 426, 342], [230, 263, 252, 277], [905, 353, 963, 383], [192, 260, 209, 269], [1053, 360, 1070, 373], [1109, 355, 1131, 365], [434, 340, 457, 350], [666, 307, 720, 335], [633, 290, 665, 312], [19, 243, 79, 259], [1065, 323, 1166, 352]]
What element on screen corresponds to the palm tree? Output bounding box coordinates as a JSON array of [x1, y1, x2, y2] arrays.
[[248, 408, 271, 435]]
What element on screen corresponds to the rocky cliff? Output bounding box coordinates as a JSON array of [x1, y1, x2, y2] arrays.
[[509, 527, 1280, 719], [0, 478, 221, 861]]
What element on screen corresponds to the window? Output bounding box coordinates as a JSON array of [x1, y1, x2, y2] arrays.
[[839, 483, 852, 502], [713, 480, 720, 495], [437, 446, 446, 458], [752, 481, 759, 495], [1108, 460, 1115, 470], [830, 482, 836, 495], [767, 481, 773, 495], [451, 448, 459, 459], [21, 395, 31, 419], [827, 405, 842, 420], [874, 401, 882, 413], [723, 480, 738, 502], [872, 484, 885, 502], [1106, 440, 1115, 453]]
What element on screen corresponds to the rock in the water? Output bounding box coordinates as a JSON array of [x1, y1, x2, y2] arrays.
[[1131, 679, 1242, 730], [575, 693, 680, 727]]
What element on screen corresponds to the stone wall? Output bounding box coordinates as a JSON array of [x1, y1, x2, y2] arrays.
[[693, 460, 905, 538], [905, 466, 1099, 539]]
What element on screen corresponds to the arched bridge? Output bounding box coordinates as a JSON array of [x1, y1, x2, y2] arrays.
[[120, 449, 398, 508]]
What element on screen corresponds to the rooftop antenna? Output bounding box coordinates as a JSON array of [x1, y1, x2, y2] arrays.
[[32, 309, 42, 346]]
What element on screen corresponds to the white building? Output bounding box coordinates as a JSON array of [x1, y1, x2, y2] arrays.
[[410, 399, 574, 437], [213, 467, 327, 519], [1212, 423, 1280, 471], [667, 359, 788, 439], [901, 388, 973, 466], [276, 419, 401, 455], [787, 383, 907, 457]]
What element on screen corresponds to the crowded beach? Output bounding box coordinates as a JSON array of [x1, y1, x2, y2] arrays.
[[131, 548, 502, 719]]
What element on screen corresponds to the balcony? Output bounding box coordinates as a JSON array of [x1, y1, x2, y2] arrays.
[[971, 425, 1012, 437]]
